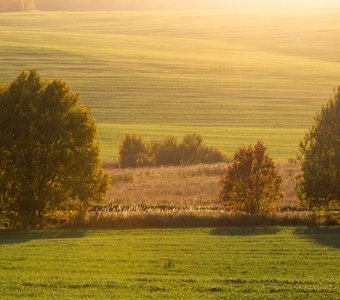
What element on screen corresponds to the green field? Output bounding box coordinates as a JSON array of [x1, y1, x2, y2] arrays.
[[1, 10, 340, 159], [0, 227, 339, 299]]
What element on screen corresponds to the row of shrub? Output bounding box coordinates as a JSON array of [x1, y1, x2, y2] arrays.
[[118, 133, 228, 168], [0, 0, 247, 12]]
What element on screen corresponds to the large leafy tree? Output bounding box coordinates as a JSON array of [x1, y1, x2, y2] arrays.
[[0, 70, 109, 228], [297, 87, 340, 210], [220, 141, 282, 215]]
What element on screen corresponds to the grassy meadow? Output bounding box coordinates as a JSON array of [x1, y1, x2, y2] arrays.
[[0, 227, 339, 299], [1, 10, 340, 159], [105, 161, 300, 208]]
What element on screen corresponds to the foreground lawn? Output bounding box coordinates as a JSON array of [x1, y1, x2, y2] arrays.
[[0, 227, 339, 299]]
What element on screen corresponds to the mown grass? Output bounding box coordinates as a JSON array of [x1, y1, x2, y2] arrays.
[[1, 10, 340, 159], [0, 227, 339, 299]]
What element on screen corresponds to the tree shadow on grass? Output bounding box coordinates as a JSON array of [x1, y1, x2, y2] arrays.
[[0, 230, 87, 245], [210, 227, 280, 236], [294, 227, 340, 249]]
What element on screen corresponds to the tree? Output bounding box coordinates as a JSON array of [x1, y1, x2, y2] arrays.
[[199, 146, 226, 164], [150, 136, 181, 166], [297, 87, 340, 210], [118, 133, 150, 168], [180, 133, 204, 165], [179, 133, 227, 165], [220, 141, 282, 215], [0, 70, 110, 229]]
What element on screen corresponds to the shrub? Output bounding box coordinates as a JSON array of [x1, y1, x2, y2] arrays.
[[220, 141, 282, 215], [118, 133, 151, 168], [0, 70, 110, 229], [297, 87, 340, 210], [180, 133, 204, 165], [179, 134, 227, 165], [199, 146, 227, 164], [150, 136, 181, 166], [118, 132, 227, 168]]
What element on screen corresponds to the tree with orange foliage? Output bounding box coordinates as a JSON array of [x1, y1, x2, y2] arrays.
[[220, 141, 282, 215]]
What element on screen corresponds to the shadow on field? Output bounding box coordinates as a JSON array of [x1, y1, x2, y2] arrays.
[[0, 230, 87, 245], [294, 227, 340, 249], [210, 227, 280, 236]]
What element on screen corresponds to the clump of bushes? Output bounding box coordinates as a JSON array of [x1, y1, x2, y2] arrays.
[[118, 133, 227, 168], [118, 133, 152, 168], [151, 136, 181, 166]]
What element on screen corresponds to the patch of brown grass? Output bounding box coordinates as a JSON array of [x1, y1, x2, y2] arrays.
[[105, 160, 300, 208]]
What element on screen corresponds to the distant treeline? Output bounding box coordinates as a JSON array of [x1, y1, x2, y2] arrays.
[[118, 133, 228, 168], [1, 0, 339, 12], [0, 0, 34, 12], [0, 0, 224, 12]]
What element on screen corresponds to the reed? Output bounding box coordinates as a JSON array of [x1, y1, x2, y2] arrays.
[[72, 210, 339, 229]]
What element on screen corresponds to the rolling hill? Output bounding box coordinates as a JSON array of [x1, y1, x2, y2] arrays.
[[0, 10, 340, 159]]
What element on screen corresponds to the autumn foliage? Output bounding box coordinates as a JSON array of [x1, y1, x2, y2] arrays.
[[220, 141, 282, 215]]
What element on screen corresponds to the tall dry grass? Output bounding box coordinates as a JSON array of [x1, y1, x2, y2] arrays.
[[105, 160, 300, 209], [73, 210, 338, 229]]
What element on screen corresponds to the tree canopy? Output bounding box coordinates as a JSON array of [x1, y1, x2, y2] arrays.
[[118, 132, 149, 168], [297, 87, 340, 210], [220, 141, 282, 215], [0, 70, 109, 228]]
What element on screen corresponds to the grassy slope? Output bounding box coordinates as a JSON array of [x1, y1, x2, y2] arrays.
[[0, 227, 339, 299], [0, 10, 340, 159]]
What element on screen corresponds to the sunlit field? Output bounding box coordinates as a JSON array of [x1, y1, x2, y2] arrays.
[[1, 7, 340, 300], [0, 227, 339, 299], [1, 10, 340, 160]]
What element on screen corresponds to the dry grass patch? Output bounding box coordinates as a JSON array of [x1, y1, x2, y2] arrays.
[[80, 210, 338, 229], [105, 160, 300, 208]]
